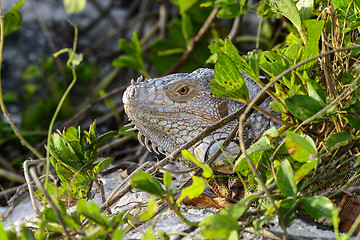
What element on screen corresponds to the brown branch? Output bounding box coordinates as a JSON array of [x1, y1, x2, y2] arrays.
[[337, 110, 360, 120], [165, 8, 219, 75]]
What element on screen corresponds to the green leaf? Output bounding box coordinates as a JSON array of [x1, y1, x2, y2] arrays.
[[131, 172, 165, 197], [227, 230, 239, 240], [3, 0, 25, 36], [286, 132, 318, 162], [211, 52, 249, 103], [293, 158, 317, 184], [94, 131, 116, 146], [285, 95, 323, 122], [177, 176, 205, 205], [234, 150, 268, 176], [284, 42, 303, 63], [181, 14, 193, 48], [2, 92, 18, 103], [93, 157, 114, 175], [64, 0, 87, 14], [259, 51, 290, 78], [217, 4, 241, 18], [300, 20, 325, 71], [270, 101, 286, 113], [211, 38, 260, 82], [279, 198, 300, 226], [269, 0, 302, 32], [142, 227, 156, 240], [132, 31, 142, 54], [306, 79, 326, 105], [23, 64, 42, 80], [140, 197, 159, 221], [302, 196, 336, 223], [333, 0, 357, 21], [64, 126, 80, 142], [296, 0, 314, 20], [158, 230, 170, 240], [77, 200, 109, 227], [118, 39, 134, 54], [181, 150, 213, 178], [210, 38, 257, 102], [234, 135, 272, 174], [113, 32, 145, 72], [350, 38, 360, 57], [263, 126, 280, 138], [243, 50, 261, 80], [179, 0, 198, 14], [163, 171, 172, 188], [199, 212, 240, 239], [225, 38, 260, 81], [276, 159, 297, 197], [49, 133, 83, 170], [113, 55, 143, 70], [340, 100, 360, 130], [226, 201, 249, 220], [325, 132, 354, 150], [0, 221, 8, 240], [355, 155, 360, 167], [21, 225, 36, 240]]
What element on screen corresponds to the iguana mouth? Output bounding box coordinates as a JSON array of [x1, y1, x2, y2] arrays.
[[124, 120, 168, 155]]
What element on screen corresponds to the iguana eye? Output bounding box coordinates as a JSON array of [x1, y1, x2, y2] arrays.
[[164, 79, 201, 102], [178, 86, 189, 95]]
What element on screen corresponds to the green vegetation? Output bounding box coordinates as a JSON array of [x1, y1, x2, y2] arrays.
[[0, 0, 359, 239]]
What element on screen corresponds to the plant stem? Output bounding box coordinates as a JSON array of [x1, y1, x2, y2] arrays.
[[45, 24, 79, 189], [0, 1, 43, 159]]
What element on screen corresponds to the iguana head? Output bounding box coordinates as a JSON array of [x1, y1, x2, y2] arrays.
[[122, 68, 240, 158]]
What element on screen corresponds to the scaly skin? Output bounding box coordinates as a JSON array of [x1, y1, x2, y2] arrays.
[[122, 68, 274, 169]]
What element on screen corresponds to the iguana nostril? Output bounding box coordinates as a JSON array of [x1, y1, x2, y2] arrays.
[[127, 86, 139, 99]]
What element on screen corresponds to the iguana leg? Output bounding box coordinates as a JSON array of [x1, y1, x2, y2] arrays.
[[183, 172, 244, 209]]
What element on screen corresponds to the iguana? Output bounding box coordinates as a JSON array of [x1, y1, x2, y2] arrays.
[[122, 68, 359, 232]]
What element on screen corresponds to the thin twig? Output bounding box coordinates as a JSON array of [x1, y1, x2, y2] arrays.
[[61, 85, 127, 128], [166, 8, 219, 75], [45, 23, 80, 189], [337, 110, 360, 119], [24, 159, 46, 215], [29, 168, 73, 239], [28, 0, 65, 83], [0, 168, 25, 183], [228, 16, 241, 41]]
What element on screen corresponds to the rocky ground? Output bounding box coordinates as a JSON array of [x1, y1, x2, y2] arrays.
[[0, 169, 341, 239]]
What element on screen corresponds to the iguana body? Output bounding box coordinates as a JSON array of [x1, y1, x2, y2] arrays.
[[122, 68, 359, 232], [122, 68, 273, 170]]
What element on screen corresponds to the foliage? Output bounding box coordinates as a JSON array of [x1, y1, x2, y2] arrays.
[[44, 120, 115, 202], [1, 0, 360, 239], [1, 199, 132, 239], [63, 0, 87, 14], [3, 0, 24, 36]]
